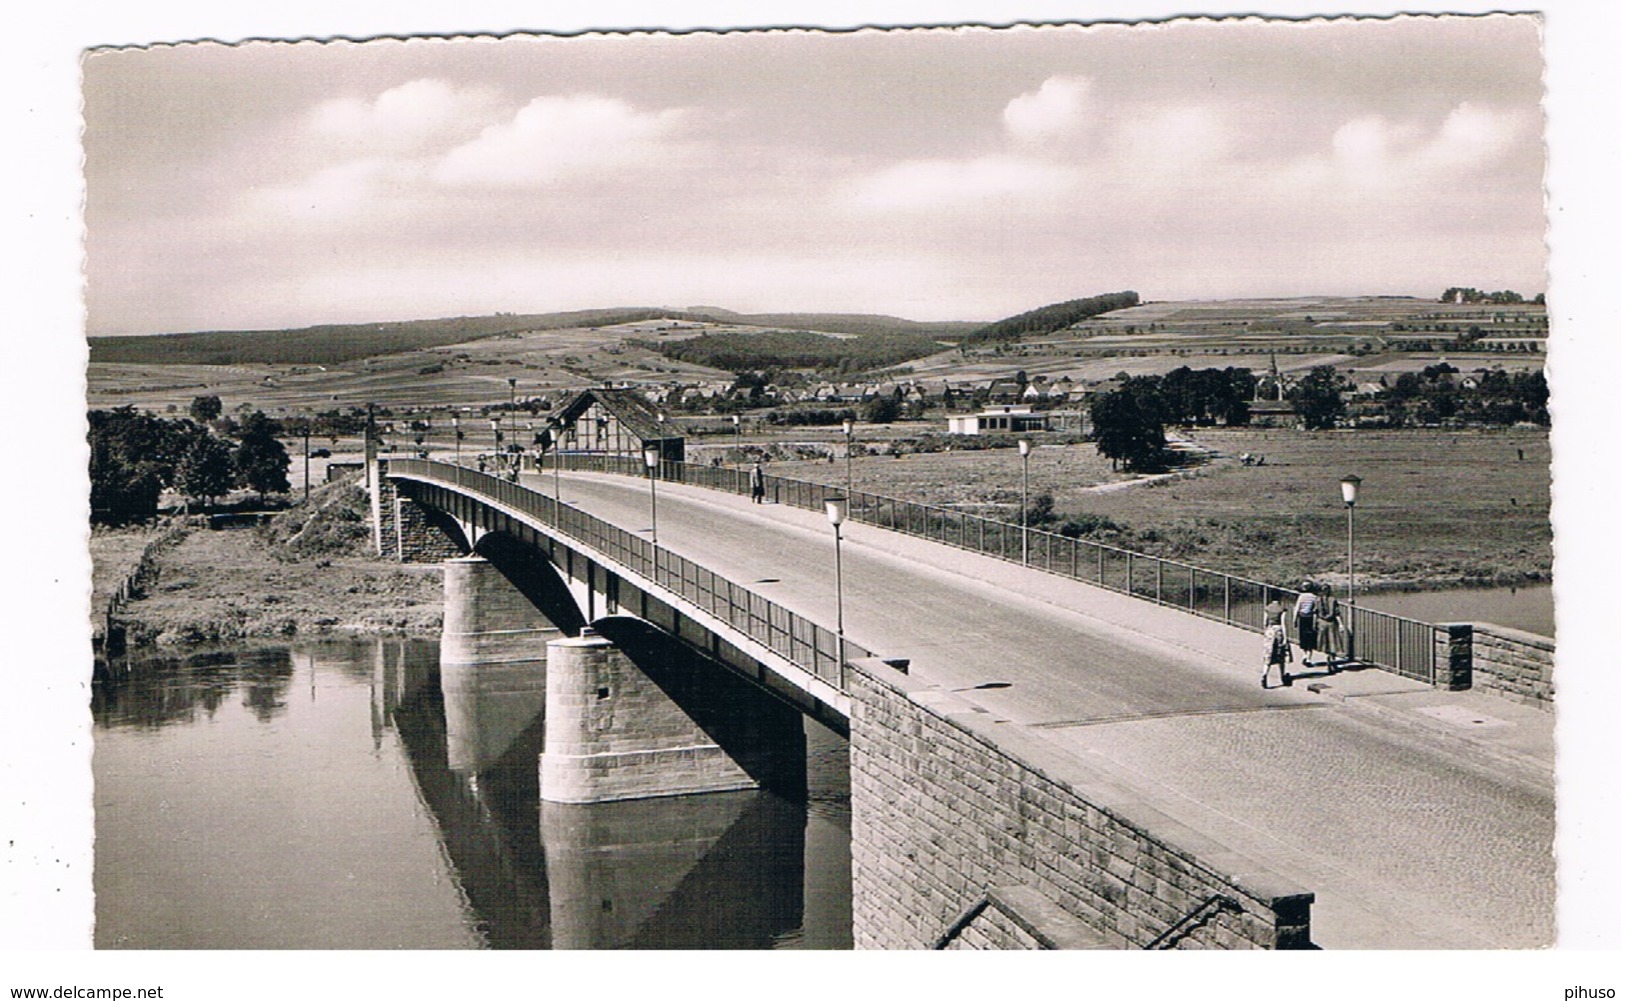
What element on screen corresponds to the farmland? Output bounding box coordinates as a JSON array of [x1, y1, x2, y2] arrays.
[[748, 426, 1551, 591], [85, 293, 1552, 594]]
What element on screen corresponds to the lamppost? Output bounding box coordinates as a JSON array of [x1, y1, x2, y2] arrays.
[[302, 410, 311, 503], [732, 414, 741, 458], [548, 422, 562, 506], [842, 417, 855, 501], [507, 376, 517, 445], [643, 443, 662, 544], [451, 412, 461, 465], [1018, 439, 1032, 565], [826, 495, 848, 671], [1340, 474, 1361, 608], [490, 417, 502, 474]]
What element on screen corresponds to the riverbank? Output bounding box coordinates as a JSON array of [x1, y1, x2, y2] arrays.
[[95, 479, 444, 648]]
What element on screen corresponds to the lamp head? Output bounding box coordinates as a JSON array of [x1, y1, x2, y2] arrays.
[[490, 417, 501, 431], [643, 444, 661, 470], [842, 418, 854, 436], [825, 496, 848, 527], [1340, 474, 1362, 507], [1018, 439, 1031, 457]]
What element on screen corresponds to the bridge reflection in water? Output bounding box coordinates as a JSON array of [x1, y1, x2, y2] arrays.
[[93, 638, 850, 949], [382, 637, 846, 949]]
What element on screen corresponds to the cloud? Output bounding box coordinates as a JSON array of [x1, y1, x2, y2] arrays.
[[1421, 101, 1529, 168], [844, 155, 1074, 212], [432, 94, 686, 188], [1003, 75, 1093, 143], [251, 157, 406, 220], [309, 79, 501, 152]]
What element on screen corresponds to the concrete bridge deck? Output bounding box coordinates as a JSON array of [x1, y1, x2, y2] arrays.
[[529, 468, 1554, 950]]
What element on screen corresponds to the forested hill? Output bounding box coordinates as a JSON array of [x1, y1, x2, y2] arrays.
[[966, 291, 1140, 344], [86, 308, 710, 366], [88, 307, 980, 367]]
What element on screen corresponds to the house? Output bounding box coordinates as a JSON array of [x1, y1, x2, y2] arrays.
[[550, 387, 684, 464], [947, 404, 1050, 435]]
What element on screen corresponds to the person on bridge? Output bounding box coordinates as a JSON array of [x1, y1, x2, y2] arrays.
[[1293, 583, 1321, 666], [1316, 588, 1347, 673], [1263, 618, 1292, 688], [750, 461, 765, 504]]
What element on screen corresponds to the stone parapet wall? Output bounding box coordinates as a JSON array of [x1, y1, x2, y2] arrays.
[[849, 661, 1313, 950], [1469, 623, 1555, 710]]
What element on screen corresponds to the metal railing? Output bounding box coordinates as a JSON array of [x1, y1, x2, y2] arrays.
[[521, 451, 1440, 685], [388, 458, 864, 689]]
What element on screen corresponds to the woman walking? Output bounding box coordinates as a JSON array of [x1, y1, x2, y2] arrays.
[[1293, 582, 1321, 666]]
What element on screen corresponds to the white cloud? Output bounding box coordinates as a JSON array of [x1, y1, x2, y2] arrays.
[[252, 157, 405, 220], [844, 155, 1074, 212], [310, 78, 501, 152], [433, 94, 686, 188], [1003, 75, 1093, 143], [1421, 101, 1529, 169]]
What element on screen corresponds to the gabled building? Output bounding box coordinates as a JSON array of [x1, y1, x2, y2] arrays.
[[551, 387, 684, 463]]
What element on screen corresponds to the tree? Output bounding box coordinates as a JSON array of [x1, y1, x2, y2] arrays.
[[189, 394, 223, 423], [176, 430, 235, 510], [862, 396, 901, 424], [1089, 386, 1166, 472], [1290, 365, 1345, 430], [233, 411, 291, 501]]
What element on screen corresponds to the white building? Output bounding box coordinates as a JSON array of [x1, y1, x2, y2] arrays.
[[947, 405, 1050, 435]]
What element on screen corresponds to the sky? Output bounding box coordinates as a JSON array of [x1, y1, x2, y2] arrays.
[[3, 0, 1620, 978], [81, 13, 1550, 335]]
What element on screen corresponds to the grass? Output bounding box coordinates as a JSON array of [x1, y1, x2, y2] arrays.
[[726, 425, 1550, 590], [103, 478, 445, 647]]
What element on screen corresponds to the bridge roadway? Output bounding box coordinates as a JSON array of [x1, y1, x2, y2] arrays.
[[510, 468, 1554, 949]]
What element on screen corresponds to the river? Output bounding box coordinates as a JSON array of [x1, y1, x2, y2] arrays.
[[92, 638, 852, 949], [1357, 582, 1553, 637]]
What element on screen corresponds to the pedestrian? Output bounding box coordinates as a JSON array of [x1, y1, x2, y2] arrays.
[[750, 460, 765, 504], [1263, 618, 1292, 688], [1293, 581, 1320, 666], [1316, 587, 1345, 673]]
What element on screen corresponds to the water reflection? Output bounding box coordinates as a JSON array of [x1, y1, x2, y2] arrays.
[[93, 638, 850, 949]]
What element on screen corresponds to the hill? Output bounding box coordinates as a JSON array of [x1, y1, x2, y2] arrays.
[[965, 291, 1141, 344], [86, 308, 720, 367]]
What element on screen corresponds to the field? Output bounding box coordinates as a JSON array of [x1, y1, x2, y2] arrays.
[[86, 294, 1552, 595], [742, 425, 1551, 591]]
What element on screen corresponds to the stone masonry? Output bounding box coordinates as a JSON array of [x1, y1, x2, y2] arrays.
[[540, 632, 761, 804], [848, 659, 1313, 950], [1469, 623, 1555, 710]]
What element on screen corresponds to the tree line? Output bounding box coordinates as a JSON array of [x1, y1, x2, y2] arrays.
[[90, 397, 291, 525], [965, 291, 1141, 345], [1088, 366, 1257, 471]]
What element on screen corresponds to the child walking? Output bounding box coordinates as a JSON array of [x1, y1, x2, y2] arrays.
[[1263, 618, 1292, 689]]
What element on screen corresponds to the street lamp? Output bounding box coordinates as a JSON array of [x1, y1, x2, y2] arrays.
[[826, 495, 848, 670], [1340, 474, 1361, 608], [643, 443, 662, 544], [842, 417, 855, 501], [507, 376, 517, 446], [732, 414, 741, 458], [301, 410, 311, 503], [1018, 439, 1032, 565]]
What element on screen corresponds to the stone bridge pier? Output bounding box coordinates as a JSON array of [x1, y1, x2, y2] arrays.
[[433, 540, 806, 806]]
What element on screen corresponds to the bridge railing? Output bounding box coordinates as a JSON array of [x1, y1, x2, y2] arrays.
[[532, 451, 1440, 686], [388, 458, 863, 689]]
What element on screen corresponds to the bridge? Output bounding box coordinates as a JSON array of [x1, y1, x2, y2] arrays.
[[376, 455, 1554, 951]]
